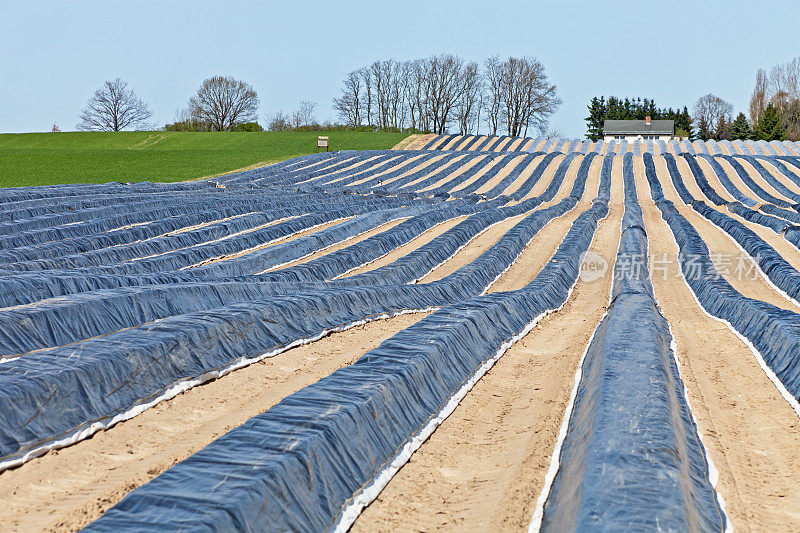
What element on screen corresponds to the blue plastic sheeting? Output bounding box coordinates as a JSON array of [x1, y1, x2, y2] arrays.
[[541, 153, 726, 531], [85, 187, 611, 532], [744, 140, 762, 155], [718, 140, 735, 155], [771, 141, 789, 156], [0, 148, 599, 467], [652, 157, 800, 306], [642, 164, 800, 407], [696, 154, 757, 207], [727, 202, 793, 234], [662, 154, 694, 204], [419, 135, 445, 150], [682, 154, 728, 206], [760, 140, 778, 155], [718, 155, 793, 207], [735, 155, 800, 204], [459, 135, 481, 150], [765, 157, 800, 188], [693, 202, 800, 303]]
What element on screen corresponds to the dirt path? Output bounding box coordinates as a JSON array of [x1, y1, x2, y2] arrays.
[[319, 156, 405, 186], [417, 155, 490, 192], [693, 157, 800, 272], [494, 137, 513, 151], [736, 157, 797, 203], [506, 138, 524, 151], [660, 157, 800, 312], [366, 154, 447, 187], [418, 212, 531, 283], [488, 158, 602, 293], [636, 160, 800, 532], [474, 155, 530, 194], [399, 154, 469, 190], [749, 157, 800, 197], [190, 216, 356, 270], [511, 154, 583, 208], [263, 217, 411, 272], [444, 157, 506, 193], [342, 216, 470, 277], [505, 154, 566, 205], [352, 172, 623, 532], [695, 157, 737, 203], [497, 154, 544, 196], [392, 135, 427, 150], [0, 313, 430, 533]]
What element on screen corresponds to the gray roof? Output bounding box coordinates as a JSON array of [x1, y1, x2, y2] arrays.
[[603, 120, 674, 135]]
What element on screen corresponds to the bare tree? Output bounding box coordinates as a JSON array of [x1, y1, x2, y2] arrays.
[[693, 93, 733, 139], [455, 62, 481, 135], [296, 100, 317, 127], [408, 59, 430, 132], [333, 70, 362, 126], [359, 67, 373, 127], [749, 57, 800, 140], [371, 60, 393, 130], [333, 53, 558, 136], [750, 69, 768, 126], [268, 111, 290, 132], [77, 78, 152, 131], [483, 56, 502, 136], [498, 56, 561, 136], [388, 61, 408, 129], [188, 76, 259, 131], [426, 54, 469, 134]]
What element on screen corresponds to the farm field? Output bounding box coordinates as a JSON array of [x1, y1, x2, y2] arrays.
[[3, 133, 800, 530], [0, 131, 409, 188]]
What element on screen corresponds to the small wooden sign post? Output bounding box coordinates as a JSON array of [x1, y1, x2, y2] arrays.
[[317, 136, 329, 152]]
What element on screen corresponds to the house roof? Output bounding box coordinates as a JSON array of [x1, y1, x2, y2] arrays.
[[603, 120, 674, 135]]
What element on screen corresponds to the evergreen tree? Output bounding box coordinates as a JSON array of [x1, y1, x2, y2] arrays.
[[680, 106, 695, 140], [583, 95, 694, 139], [754, 103, 784, 141], [730, 113, 752, 140], [697, 116, 711, 141], [585, 97, 606, 140], [715, 116, 731, 140]]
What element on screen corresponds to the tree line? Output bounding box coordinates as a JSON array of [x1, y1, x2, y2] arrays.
[[584, 97, 693, 141], [332, 54, 561, 136], [585, 56, 800, 142], [76, 76, 264, 132], [75, 54, 562, 137]]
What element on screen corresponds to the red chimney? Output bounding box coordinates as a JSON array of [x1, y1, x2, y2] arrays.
[[645, 116, 651, 126]]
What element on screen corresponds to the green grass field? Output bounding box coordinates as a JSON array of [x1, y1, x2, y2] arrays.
[[0, 131, 409, 188]]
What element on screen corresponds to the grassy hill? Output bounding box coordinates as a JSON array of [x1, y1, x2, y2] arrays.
[[0, 131, 409, 188]]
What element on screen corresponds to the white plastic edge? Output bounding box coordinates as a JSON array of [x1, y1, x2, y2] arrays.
[[0, 306, 440, 473]]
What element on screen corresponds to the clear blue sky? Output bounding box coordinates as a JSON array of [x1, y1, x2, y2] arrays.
[[1, 0, 797, 137]]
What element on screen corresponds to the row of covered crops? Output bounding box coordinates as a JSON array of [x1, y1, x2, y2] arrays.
[[3, 136, 800, 529]]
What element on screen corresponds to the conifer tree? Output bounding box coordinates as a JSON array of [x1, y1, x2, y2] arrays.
[[715, 116, 730, 140], [585, 97, 606, 140], [754, 103, 784, 141], [730, 112, 752, 140], [697, 116, 711, 141]]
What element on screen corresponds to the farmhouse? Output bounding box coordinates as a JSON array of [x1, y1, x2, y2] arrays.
[[603, 117, 674, 141]]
